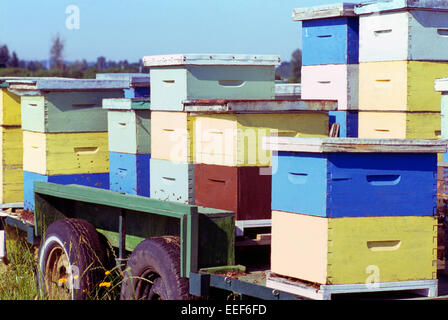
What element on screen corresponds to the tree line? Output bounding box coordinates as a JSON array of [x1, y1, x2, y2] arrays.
[[0, 34, 146, 78]]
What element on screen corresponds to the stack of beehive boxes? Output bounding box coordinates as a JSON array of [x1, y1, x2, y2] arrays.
[[265, 136, 443, 288], [0, 80, 24, 208], [102, 74, 151, 197], [355, 0, 448, 140], [7, 78, 128, 211], [294, 3, 360, 138], [143, 54, 333, 235]]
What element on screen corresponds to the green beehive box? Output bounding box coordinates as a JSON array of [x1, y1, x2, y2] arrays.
[[8, 79, 128, 133], [143, 54, 280, 111]]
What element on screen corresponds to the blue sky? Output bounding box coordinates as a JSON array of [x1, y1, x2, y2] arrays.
[[0, 0, 348, 63]]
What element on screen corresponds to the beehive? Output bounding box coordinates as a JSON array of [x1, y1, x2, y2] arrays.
[[143, 54, 280, 111], [194, 164, 271, 222], [0, 87, 21, 126], [293, 3, 359, 66], [96, 73, 150, 98], [264, 137, 445, 218], [0, 127, 23, 204], [358, 61, 448, 112], [109, 152, 150, 197], [354, 0, 448, 62], [271, 211, 437, 285], [329, 110, 358, 137]]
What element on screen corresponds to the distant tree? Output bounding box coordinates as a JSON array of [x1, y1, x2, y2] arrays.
[[50, 33, 65, 70], [18, 60, 26, 68], [80, 59, 89, 71], [9, 51, 19, 68], [108, 60, 117, 68], [96, 56, 107, 70], [289, 49, 302, 83], [27, 61, 38, 72], [0, 45, 10, 68]]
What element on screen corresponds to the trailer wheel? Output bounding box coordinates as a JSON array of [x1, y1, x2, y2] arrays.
[[120, 236, 190, 300], [37, 218, 112, 300]]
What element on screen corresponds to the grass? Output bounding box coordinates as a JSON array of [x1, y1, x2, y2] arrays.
[[0, 226, 125, 300]]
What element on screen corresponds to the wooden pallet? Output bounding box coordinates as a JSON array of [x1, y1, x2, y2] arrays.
[[266, 272, 438, 300]]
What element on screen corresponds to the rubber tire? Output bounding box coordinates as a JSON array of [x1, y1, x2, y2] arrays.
[[120, 236, 191, 300], [38, 218, 112, 300]]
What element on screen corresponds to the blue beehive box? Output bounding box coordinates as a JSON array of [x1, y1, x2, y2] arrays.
[[329, 110, 358, 137], [293, 3, 359, 66], [264, 137, 447, 218], [24, 171, 109, 211], [109, 152, 150, 197]]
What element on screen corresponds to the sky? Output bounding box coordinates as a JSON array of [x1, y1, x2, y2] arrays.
[[0, 0, 351, 63]]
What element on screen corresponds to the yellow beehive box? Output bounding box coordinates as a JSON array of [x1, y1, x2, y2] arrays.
[[194, 112, 329, 167], [0, 88, 21, 126], [0, 127, 23, 204], [359, 61, 448, 112], [151, 111, 195, 162], [271, 211, 437, 285], [357, 111, 441, 139], [23, 131, 109, 175]]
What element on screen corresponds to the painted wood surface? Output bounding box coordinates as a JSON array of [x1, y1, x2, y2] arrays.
[[194, 113, 329, 167], [194, 164, 271, 221], [329, 111, 358, 137], [301, 64, 359, 110], [21, 90, 123, 133], [150, 158, 194, 204], [0, 127, 23, 204], [271, 212, 437, 285], [358, 111, 441, 139], [359, 61, 448, 112], [292, 3, 357, 21], [0, 88, 21, 126], [143, 54, 281, 67], [302, 17, 359, 66], [151, 111, 195, 162], [271, 151, 437, 217], [359, 10, 448, 62], [274, 84, 302, 100], [354, 0, 448, 15], [263, 136, 448, 153], [149, 65, 276, 111], [23, 171, 109, 211], [23, 131, 109, 175], [109, 152, 150, 197], [107, 110, 151, 154]]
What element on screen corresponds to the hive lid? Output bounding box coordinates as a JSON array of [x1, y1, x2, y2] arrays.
[[182, 98, 337, 113], [96, 73, 150, 87], [6, 78, 130, 94], [263, 137, 448, 153], [103, 98, 150, 110], [143, 54, 281, 67], [435, 77, 448, 92], [292, 3, 358, 21], [354, 0, 448, 14]]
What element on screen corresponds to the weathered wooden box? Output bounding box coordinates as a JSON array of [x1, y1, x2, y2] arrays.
[[23, 131, 109, 175], [271, 211, 437, 285], [96, 73, 150, 98], [150, 158, 194, 204], [109, 152, 150, 197], [143, 54, 280, 111], [194, 163, 271, 222], [0, 127, 23, 204], [103, 98, 151, 155], [23, 170, 109, 211], [293, 3, 359, 65], [7, 79, 127, 133], [264, 137, 446, 218], [355, 1, 448, 62], [358, 111, 441, 139], [301, 64, 359, 110], [359, 61, 448, 112]]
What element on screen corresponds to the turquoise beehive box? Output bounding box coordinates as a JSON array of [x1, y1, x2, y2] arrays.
[[143, 54, 280, 111], [103, 98, 151, 154]]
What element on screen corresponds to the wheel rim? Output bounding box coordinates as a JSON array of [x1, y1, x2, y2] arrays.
[[44, 245, 73, 300], [134, 268, 165, 300]]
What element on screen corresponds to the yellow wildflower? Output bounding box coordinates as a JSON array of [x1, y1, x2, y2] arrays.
[[104, 270, 111, 276], [58, 278, 67, 284], [99, 282, 111, 288]]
